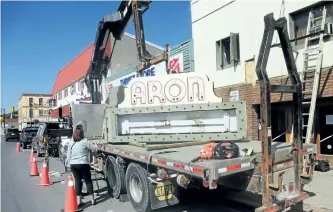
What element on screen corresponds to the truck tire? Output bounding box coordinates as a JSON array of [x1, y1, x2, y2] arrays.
[[22, 143, 27, 149], [125, 162, 151, 212], [106, 156, 126, 198]]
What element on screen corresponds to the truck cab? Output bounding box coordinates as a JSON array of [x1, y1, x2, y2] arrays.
[[20, 126, 39, 149]]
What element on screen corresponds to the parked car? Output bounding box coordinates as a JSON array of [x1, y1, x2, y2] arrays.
[[20, 126, 39, 149], [32, 122, 72, 157], [5, 128, 20, 141]]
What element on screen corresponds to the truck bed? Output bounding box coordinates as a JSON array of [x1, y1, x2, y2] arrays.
[[98, 139, 316, 180]]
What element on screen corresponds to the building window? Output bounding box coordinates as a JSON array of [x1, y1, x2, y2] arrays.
[[216, 33, 240, 70], [58, 92, 62, 100], [48, 99, 54, 107], [39, 98, 43, 106], [291, 2, 333, 47], [29, 109, 33, 118], [64, 88, 68, 97], [70, 84, 76, 95], [29, 97, 33, 107], [39, 110, 43, 117], [79, 80, 85, 91]]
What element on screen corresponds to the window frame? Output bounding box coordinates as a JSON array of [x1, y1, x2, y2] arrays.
[[79, 80, 85, 91], [289, 2, 333, 50], [58, 92, 62, 100], [29, 97, 33, 107], [216, 33, 240, 70], [38, 98, 43, 106], [70, 84, 76, 95], [39, 109, 43, 117], [64, 88, 69, 98], [29, 108, 34, 118]]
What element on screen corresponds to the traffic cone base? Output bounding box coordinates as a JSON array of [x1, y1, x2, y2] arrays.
[[60, 208, 82, 212], [30, 157, 39, 176], [62, 176, 83, 212], [38, 161, 51, 186]]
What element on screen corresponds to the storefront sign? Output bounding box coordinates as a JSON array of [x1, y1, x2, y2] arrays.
[[169, 53, 184, 73], [108, 61, 167, 88], [130, 76, 205, 105], [119, 73, 222, 108]]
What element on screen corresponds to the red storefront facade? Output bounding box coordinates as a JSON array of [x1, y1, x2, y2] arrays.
[[50, 39, 111, 119]]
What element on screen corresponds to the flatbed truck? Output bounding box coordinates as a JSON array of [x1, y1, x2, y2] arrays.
[[72, 67, 315, 212], [64, 1, 316, 211]]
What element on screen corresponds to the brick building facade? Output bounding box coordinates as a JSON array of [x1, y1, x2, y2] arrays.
[[214, 67, 333, 140]]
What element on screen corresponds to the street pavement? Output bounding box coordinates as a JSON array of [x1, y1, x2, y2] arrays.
[[1, 136, 333, 212], [0, 137, 258, 212]]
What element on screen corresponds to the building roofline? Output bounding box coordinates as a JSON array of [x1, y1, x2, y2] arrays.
[[51, 33, 163, 95], [18, 93, 52, 102], [124, 32, 165, 50], [51, 42, 94, 95]]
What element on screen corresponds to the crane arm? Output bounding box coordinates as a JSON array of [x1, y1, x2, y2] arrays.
[[85, 0, 153, 104]]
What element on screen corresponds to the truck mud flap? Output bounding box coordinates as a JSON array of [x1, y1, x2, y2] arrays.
[[149, 178, 179, 210]]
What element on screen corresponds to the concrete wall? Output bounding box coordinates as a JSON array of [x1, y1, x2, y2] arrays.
[[191, 0, 333, 88]]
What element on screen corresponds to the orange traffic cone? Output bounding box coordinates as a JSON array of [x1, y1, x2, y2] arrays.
[[30, 157, 39, 176], [61, 176, 82, 212], [16, 143, 21, 152], [29, 149, 35, 163], [38, 160, 51, 186]]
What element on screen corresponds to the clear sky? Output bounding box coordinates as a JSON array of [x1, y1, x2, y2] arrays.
[[1, 1, 192, 112]]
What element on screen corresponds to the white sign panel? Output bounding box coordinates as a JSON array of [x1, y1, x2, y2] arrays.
[[119, 110, 236, 135], [229, 90, 239, 101], [118, 72, 222, 108], [326, 115, 333, 125], [108, 61, 167, 88]]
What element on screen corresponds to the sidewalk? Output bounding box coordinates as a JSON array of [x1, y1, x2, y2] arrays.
[[302, 170, 333, 211]]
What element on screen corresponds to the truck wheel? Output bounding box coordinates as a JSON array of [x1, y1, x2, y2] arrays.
[[22, 143, 27, 149], [125, 163, 151, 212], [106, 156, 126, 198]]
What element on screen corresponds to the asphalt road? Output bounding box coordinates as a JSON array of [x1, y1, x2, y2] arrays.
[[1, 137, 258, 212], [1, 137, 322, 212]]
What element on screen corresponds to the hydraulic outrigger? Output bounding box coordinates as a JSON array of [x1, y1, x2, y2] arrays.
[[255, 13, 312, 211]]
